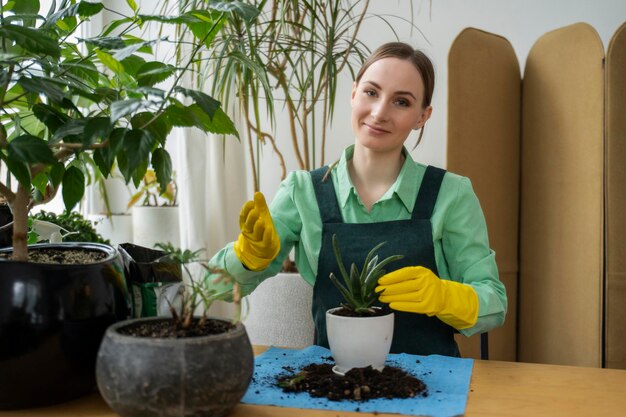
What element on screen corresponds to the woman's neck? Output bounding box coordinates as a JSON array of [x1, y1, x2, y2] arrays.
[[348, 145, 405, 211]]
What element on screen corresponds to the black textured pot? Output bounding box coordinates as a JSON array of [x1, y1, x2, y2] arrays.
[[96, 317, 254, 417], [0, 243, 130, 410]]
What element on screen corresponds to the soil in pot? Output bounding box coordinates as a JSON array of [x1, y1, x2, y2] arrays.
[[277, 362, 428, 401], [0, 248, 108, 263], [118, 317, 234, 338], [330, 304, 392, 317]]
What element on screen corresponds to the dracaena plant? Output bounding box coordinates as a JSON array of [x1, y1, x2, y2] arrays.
[[0, 0, 258, 261], [329, 234, 403, 315]]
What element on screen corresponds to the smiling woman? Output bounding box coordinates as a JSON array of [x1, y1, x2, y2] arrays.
[[205, 42, 507, 360]]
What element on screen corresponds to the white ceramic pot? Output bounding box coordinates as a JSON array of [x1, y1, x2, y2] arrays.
[[132, 206, 180, 249], [88, 214, 133, 246], [242, 272, 314, 348], [326, 307, 394, 375]]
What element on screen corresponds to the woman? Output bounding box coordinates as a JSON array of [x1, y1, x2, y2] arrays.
[[209, 42, 507, 356]]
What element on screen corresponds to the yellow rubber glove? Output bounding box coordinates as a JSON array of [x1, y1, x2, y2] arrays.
[[376, 266, 479, 330], [233, 192, 281, 271]]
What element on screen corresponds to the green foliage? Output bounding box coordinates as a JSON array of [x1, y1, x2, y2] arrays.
[[329, 234, 403, 314], [0, 0, 255, 259], [155, 242, 242, 327], [30, 210, 110, 244], [207, 0, 373, 190]]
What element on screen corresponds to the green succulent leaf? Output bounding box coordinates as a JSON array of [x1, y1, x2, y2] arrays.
[[329, 234, 403, 312]]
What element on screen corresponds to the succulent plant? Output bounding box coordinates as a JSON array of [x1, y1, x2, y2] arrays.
[[329, 234, 403, 315]]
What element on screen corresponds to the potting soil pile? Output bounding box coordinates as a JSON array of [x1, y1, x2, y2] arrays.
[[241, 345, 473, 417]]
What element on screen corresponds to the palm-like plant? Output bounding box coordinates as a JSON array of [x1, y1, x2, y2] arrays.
[[209, 0, 372, 190], [329, 234, 403, 315]]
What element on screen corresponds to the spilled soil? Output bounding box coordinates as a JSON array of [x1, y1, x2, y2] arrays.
[[277, 362, 428, 401]]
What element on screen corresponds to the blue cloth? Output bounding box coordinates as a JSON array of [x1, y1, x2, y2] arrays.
[[241, 346, 473, 417]]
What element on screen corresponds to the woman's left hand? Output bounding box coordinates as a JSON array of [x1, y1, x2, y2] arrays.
[[376, 266, 479, 329]]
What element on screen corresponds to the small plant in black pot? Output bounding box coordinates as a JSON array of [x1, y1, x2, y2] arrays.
[[326, 234, 403, 375], [96, 243, 254, 417]]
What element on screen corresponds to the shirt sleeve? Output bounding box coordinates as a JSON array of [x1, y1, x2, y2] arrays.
[[441, 176, 508, 337], [205, 172, 304, 296]]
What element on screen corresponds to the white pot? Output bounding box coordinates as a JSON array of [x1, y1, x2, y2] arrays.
[[88, 214, 133, 246], [242, 272, 314, 348], [132, 206, 180, 249], [326, 307, 394, 375]]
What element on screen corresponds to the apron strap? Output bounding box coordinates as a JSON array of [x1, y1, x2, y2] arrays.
[[412, 165, 446, 220], [311, 166, 343, 223]]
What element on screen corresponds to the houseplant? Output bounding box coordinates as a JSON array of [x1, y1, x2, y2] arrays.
[[0, 0, 252, 409], [128, 168, 180, 248], [326, 234, 403, 375], [96, 244, 254, 417], [30, 210, 109, 243]]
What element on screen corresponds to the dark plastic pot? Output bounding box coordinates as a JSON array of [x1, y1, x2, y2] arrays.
[[96, 317, 254, 417], [0, 243, 130, 410]]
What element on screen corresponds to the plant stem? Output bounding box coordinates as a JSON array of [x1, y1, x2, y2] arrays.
[[11, 185, 30, 261]]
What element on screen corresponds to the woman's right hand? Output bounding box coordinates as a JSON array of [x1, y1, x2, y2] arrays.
[[234, 192, 281, 271]]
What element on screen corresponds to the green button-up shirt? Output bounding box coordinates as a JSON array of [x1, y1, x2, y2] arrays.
[[209, 145, 507, 337]]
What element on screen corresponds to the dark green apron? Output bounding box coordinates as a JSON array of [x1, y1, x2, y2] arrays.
[[310, 165, 460, 356]]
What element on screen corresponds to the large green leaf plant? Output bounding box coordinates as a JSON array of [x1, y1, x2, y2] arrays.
[[0, 0, 257, 261]]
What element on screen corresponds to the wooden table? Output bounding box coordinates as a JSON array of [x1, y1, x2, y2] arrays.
[[2, 346, 625, 417]]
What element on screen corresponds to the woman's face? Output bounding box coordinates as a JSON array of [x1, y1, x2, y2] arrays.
[[351, 57, 432, 155]]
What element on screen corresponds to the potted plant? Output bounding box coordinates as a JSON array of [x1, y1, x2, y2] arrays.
[[128, 168, 180, 248], [96, 244, 254, 417], [0, 0, 252, 409], [326, 234, 403, 375], [30, 210, 110, 244]]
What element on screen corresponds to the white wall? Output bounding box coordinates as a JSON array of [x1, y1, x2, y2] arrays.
[[254, 0, 626, 201]]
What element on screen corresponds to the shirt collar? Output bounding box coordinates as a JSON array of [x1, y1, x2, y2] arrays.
[[334, 145, 421, 212]]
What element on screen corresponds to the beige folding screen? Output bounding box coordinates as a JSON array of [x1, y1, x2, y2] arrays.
[[605, 22, 626, 370], [448, 28, 521, 362], [520, 23, 604, 367], [448, 22, 625, 368]]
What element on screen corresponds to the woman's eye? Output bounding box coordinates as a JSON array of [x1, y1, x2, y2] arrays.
[[364, 89, 376, 97], [395, 99, 410, 107]]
